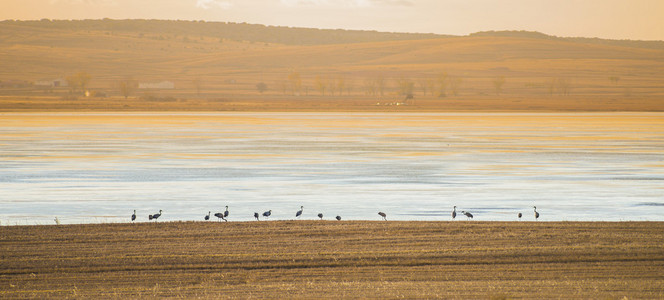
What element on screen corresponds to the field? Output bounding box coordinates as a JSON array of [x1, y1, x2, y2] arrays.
[[2, 20, 664, 111], [1, 221, 663, 298]]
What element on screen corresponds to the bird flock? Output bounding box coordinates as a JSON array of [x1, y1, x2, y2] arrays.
[[131, 206, 541, 222]]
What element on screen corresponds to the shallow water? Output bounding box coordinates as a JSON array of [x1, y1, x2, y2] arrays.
[[1, 112, 663, 224]]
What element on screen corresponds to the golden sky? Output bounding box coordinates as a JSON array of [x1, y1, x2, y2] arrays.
[[2, 0, 663, 40]]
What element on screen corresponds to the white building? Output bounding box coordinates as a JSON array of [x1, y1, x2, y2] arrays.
[[138, 81, 175, 89], [34, 78, 68, 88]]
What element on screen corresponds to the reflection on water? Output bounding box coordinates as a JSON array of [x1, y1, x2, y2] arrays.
[[1, 112, 663, 224]]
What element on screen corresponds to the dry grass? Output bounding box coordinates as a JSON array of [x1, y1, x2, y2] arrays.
[[1, 221, 663, 298], [2, 22, 664, 112]]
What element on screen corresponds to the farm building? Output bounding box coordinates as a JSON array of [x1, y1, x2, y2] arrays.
[[138, 81, 175, 89], [34, 78, 68, 88]]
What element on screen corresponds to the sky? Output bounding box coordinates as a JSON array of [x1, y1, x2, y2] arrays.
[[2, 0, 664, 41]]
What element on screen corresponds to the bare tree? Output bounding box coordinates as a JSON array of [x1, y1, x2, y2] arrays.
[[336, 75, 346, 97], [66, 71, 92, 95], [418, 78, 429, 96], [193, 77, 203, 97], [117, 79, 138, 99], [315, 75, 326, 96], [448, 76, 463, 96], [556, 77, 571, 96], [345, 78, 354, 96], [288, 71, 302, 95], [493, 76, 506, 96], [397, 77, 414, 98], [256, 82, 267, 94], [436, 72, 448, 97], [363, 78, 377, 96], [376, 75, 386, 97]]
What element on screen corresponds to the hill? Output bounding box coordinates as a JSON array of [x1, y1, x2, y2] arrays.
[[1, 19, 663, 111]]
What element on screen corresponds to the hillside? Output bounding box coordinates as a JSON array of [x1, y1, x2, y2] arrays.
[[1, 19, 663, 111]]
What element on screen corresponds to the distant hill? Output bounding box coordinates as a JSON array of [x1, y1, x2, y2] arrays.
[[1, 18, 663, 112], [470, 30, 664, 50], [0, 19, 444, 46]]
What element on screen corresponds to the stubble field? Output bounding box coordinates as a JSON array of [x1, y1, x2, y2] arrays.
[[1, 221, 663, 298]]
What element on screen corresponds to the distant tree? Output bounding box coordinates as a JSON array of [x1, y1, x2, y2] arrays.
[[256, 82, 267, 94], [276, 80, 288, 95], [336, 75, 346, 97], [545, 78, 556, 96], [117, 79, 138, 99], [493, 76, 506, 96], [556, 77, 571, 96], [418, 78, 429, 96], [376, 75, 386, 97], [193, 77, 203, 97], [288, 71, 302, 95], [315, 75, 326, 96], [363, 78, 377, 96], [66, 71, 92, 95], [609, 76, 620, 85], [345, 78, 354, 96], [396, 77, 414, 98], [436, 72, 448, 97], [448, 76, 463, 96]]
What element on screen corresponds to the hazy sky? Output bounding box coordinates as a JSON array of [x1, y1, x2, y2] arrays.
[[2, 0, 663, 40]]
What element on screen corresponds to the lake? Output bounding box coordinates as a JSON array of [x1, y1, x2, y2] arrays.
[[1, 112, 662, 224]]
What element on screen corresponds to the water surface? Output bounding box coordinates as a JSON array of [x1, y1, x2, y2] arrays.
[[1, 112, 662, 224]]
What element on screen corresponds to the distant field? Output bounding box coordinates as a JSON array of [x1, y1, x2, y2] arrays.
[[1, 221, 663, 298], [1, 20, 664, 111]]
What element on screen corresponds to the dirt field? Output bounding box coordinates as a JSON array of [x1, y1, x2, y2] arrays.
[[1, 221, 662, 298]]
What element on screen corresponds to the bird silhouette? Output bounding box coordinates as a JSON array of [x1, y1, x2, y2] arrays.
[[336, 215, 341, 221], [296, 206, 303, 218], [318, 213, 323, 220], [149, 210, 162, 221], [461, 211, 473, 220], [534, 206, 539, 220], [254, 212, 259, 221], [131, 210, 136, 222], [205, 211, 210, 221], [263, 210, 272, 219], [452, 206, 457, 220], [224, 206, 229, 219], [378, 212, 387, 221], [518, 212, 522, 220], [214, 211, 227, 222]]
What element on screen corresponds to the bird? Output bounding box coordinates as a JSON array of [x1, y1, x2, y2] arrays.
[[378, 212, 387, 221], [205, 211, 210, 221], [295, 206, 303, 218], [336, 215, 341, 221], [534, 206, 539, 220], [254, 212, 259, 221], [452, 206, 457, 220], [149, 210, 162, 221], [318, 213, 323, 220], [224, 206, 229, 219], [214, 211, 227, 222], [518, 212, 522, 220], [461, 211, 473, 220], [263, 210, 272, 219], [131, 210, 136, 222]]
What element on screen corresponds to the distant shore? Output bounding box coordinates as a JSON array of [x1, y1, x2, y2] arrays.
[[2, 95, 664, 112], [1, 221, 662, 298]]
